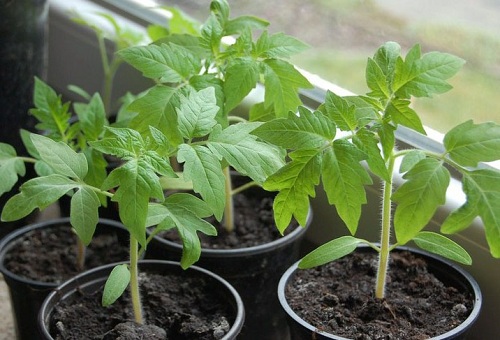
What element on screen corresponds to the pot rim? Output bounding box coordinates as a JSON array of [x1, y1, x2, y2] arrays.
[[149, 207, 313, 258], [278, 245, 482, 340], [39, 259, 245, 340], [0, 217, 126, 288]]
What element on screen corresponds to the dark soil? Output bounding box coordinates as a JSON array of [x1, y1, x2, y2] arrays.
[[3, 223, 129, 283], [48, 270, 236, 340], [286, 250, 473, 339], [161, 191, 297, 249]]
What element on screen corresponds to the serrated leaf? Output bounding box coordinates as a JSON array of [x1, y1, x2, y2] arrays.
[[128, 85, 183, 146], [90, 128, 141, 160], [457, 169, 500, 257], [386, 98, 426, 134], [413, 231, 472, 265], [1, 175, 78, 221], [400, 150, 426, 173], [104, 160, 164, 247], [262, 59, 312, 117], [322, 140, 372, 234], [264, 148, 322, 232], [208, 123, 285, 184], [441, 200, 478, 235], [444, 120, 500, 167], [74, 93, 107, 141], [366, 58, 390, 99], [253, 109, 336, 150], [254, 31, 309, 59], [189, 75, 226, 125], [177, 144, 225, 221], [163, 195, 217, 268], [372, 41, 401, 80], [118, 43, 200, 82], [353, 129, 390, 182], [102, 264, 130, 307], [225, 15, 269, 35], [223, 58, 259, 112], [298, 236, 364, 269], [323, 90, 358, 131], [393, 158, 450, 244], [394, 50, 465, 98], [249, 102, 275, 122], [31, 134, 88, 179], [0, 143, 25, 196], [70, 187, 100, 245], [177, 87, 219, 139], [31, 77, 71, 140]]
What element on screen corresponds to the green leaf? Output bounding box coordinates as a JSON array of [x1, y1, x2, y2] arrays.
[[1, 175, 78, 221], [177, 144, 225, 221], [456, 169, 500, 257], [223, 58, 260, 112], [31, 134, 88, 179], [444, 120, 500, 167], [413, 232, 472, 265], [161, 6, 200, 35], [298, 236, 364, 269], [400, 150, 426, 173], [102, 264, 130, 307], [30, 77, 71, 140], [118, 43, 200, 82], [322, 140, 372, 234], [366, 57, 390, 99], [262, 59, 312, 117], [352, 129, 390, 182], [323, 90, 358, 131], [104, 160, 164, 247], [0, 143, 25, 196], [393, 158, 450, 244], [177, 87, 219, 139], [70, 187, 101, 245], [74, 93, 107, 141], [394, 50, 465, 98], [441, 200, 479, 235], [208, 123, 285, 184], [264, 148, 322, 232], [163, 194, 217, 268], [386, 98, 426, 134], [253, 109, 336, 150], [225, 15, 269, 35], [372, 41, 401, 81], [90, 127, 143, 160], [254, 31, 309, 59], [128, 85, 183, 146]]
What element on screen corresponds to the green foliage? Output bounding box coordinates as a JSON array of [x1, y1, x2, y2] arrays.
[[102, 264, 131, 307], [256, 41, 500, 299]]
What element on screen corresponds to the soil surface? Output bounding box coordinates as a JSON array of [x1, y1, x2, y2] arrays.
[[3, 222, 129, 283], [285, 250, 473, 339], [160, 190, 298, 249], [48, 270, 236, 340]]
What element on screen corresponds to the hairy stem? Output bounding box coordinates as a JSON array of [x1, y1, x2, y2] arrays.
[[375, 154, 395, 299], [223, 167, 234, 233], [129, 236, 143, 324]]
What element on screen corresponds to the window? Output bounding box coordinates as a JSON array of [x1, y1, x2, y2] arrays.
[[147, 0, 500, 133]]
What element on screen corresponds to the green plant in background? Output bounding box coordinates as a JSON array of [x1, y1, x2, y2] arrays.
[[254, 41, 500, 299], [119, 0, 312, 232], [0, 0, 311, 327]]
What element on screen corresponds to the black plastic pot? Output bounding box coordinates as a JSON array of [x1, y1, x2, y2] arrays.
[[0, 218, 129, 340], [38, 260, 245, 339], [147, 210, 311, 339], [278, 246, 482, 340]]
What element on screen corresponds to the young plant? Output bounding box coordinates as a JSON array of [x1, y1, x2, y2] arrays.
[[118, 0, 312, 232], [254, 41, 500, 299]]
